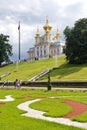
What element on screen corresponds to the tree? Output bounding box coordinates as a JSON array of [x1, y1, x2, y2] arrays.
[[64, 18, 87, 64], [0, 34, 12, 66]]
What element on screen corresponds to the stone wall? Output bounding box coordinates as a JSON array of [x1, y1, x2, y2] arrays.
[[0, 81, 87, 88], [27, 81, 87, 88]]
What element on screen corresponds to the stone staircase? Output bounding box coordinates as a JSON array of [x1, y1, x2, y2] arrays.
[[28, 68, 51, 81], [0, 72, 10, 80]]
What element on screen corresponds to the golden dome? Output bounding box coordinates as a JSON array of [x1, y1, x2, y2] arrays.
[[55, 28, 60, 39], [36, 26, 40, 37], [43, 16, 52, 35]]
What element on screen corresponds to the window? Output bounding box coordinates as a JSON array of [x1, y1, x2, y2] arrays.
[[44, 50, 46, 56]]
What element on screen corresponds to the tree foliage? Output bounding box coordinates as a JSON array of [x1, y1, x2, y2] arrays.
[[64, 18, 87, 64], [0, 34, 12, 66]]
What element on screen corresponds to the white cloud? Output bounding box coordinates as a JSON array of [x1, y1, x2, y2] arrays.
[[0, 0, 87, 61]]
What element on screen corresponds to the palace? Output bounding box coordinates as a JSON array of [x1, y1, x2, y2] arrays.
[[28, 18, 65, 60]]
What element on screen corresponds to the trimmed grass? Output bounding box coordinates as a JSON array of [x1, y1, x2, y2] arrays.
[[0, 58, 59, 81], [0, 89, 87, 130], [72, 112, 87, 122], [39, 62, 87, 81], [30, 91, 87, 122], [1, 56, 87, 82], [30, 98, 72, 117]]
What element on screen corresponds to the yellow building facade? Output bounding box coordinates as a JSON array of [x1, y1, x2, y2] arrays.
[[28, 18, 65, 60]]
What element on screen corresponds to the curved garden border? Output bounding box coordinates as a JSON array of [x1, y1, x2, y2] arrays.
[[17, 98, 87, 129]]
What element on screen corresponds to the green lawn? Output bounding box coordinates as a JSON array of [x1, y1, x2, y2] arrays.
[[39, 60, 87, 81], [0, 89, 87, 130], [30, 98, 72, 117], [0, 58, 58, 81], [1, 56, 87, 82]]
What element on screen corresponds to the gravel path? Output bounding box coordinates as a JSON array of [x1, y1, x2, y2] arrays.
[[0, 95, 15, 102], [17, 99, 87, 129], [64, 100, 87, 118]]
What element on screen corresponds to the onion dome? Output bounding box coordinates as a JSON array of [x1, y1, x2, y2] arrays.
[[36, 26, 40, 37], [43, 16, 52, 35], [55, 28, 61, 40]]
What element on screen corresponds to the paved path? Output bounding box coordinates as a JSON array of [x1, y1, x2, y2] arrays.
[[17, 99, 87, 129], [64, 100, 87, 118], [1, 86, 87, 91], [0, 95, 15, 102]]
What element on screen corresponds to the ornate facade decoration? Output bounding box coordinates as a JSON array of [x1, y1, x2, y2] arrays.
[[28, 18, 65, 60]]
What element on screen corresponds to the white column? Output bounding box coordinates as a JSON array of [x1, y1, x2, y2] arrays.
[[34, 47, 37, 59], [47, 43, 49, 58]]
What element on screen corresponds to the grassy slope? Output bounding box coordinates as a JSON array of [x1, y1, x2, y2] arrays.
[[0, 89, 84, 130], [39, 57, 87, 81], [0, 58, 56, 81], [0, 56, 87, 81]]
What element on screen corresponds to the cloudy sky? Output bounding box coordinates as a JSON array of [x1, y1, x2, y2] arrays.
[[0, 0, 87, 61]]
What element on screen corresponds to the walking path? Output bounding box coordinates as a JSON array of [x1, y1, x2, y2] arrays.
[[64, 100, 87, 118], [17, 99, 87, 129], [0, 95, 15, 102], [0, 95, 87, 129]]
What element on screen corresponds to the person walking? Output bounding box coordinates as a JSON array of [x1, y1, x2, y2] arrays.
[[14, 79, 21, 88], [17, 79, 21, 88]]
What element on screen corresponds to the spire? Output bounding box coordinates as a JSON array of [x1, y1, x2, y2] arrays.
[[36, 26, 40, 37], [46, 16, 48, 24], [43, 16, 52, 35], [55, 27, 60, 40]]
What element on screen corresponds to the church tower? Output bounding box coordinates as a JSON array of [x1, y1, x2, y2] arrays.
[[43, 17, 52, 43], [55, 28, 61, 41], [35, 26, 41, 44], [28, 17, 65, 61], [43, 16, 52, 35]]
